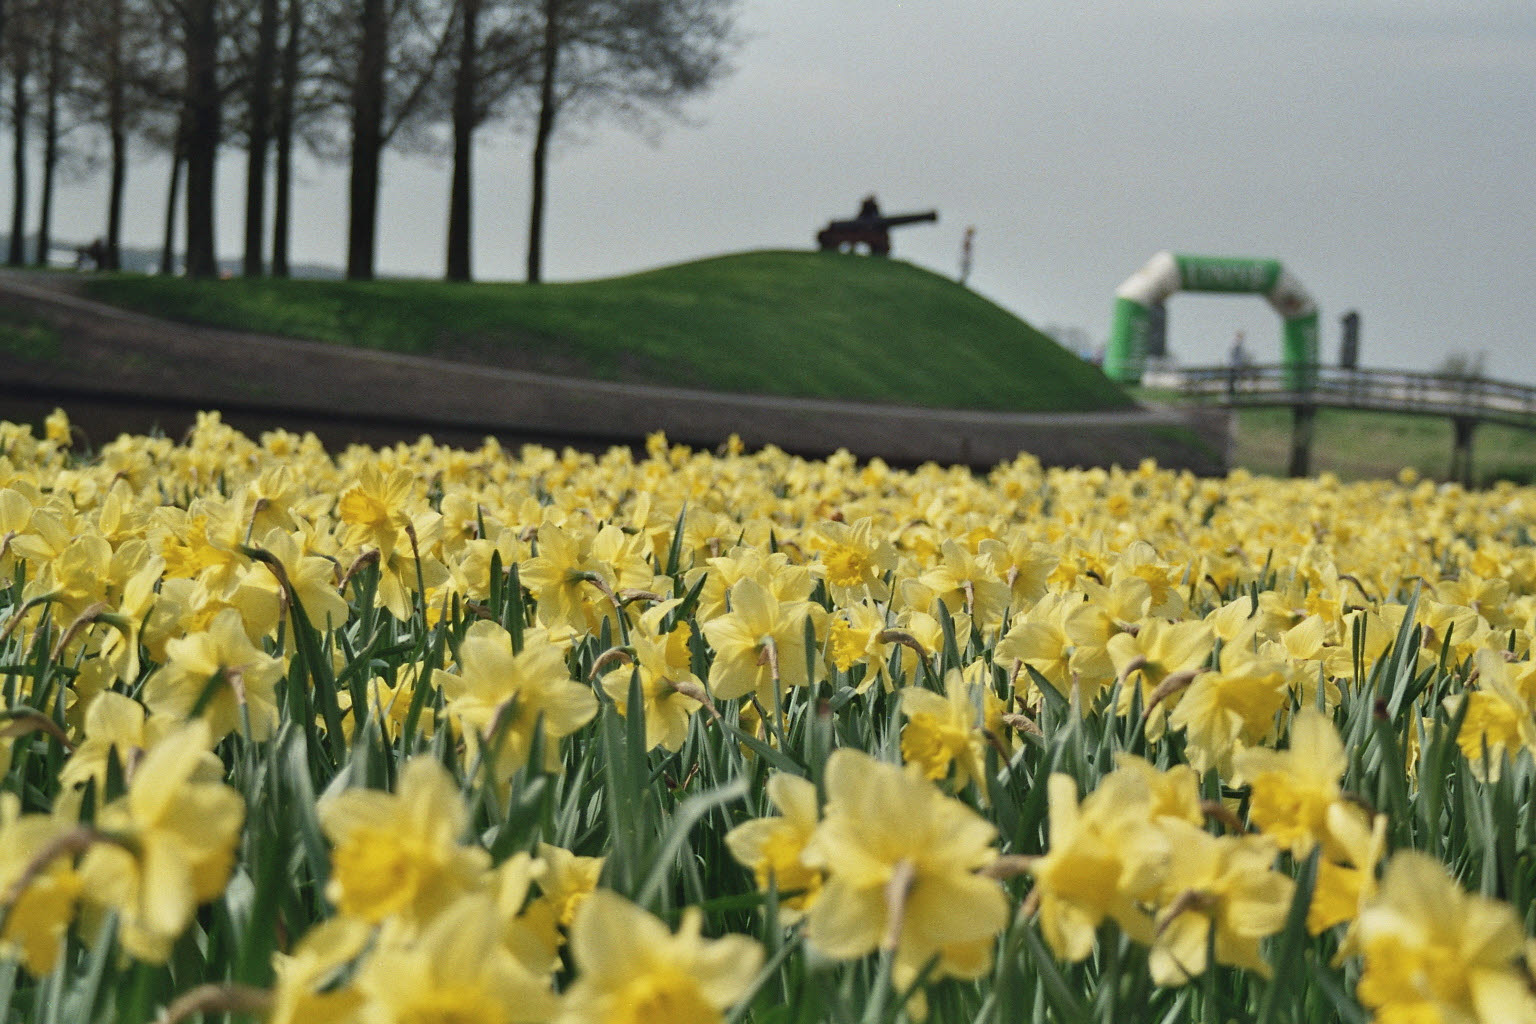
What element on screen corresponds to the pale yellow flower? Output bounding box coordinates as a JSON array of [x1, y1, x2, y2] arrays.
[[357, 893, 558, 1024], [0, 794, 81, 975], [1354, 852, 1536, 1024], [1147, 822, 1293, 985], [801, 750, 1007, 987], [1233, 708, 1361, 860], [76, 721, 244, 962], [319, 755, 488, 927], [559, 890, 763, 1024], [701, 578, 820, 706], [601, 604, 703, 752], [144, 607, 286, 741], [725, 773, 823, 922], [433, 621, 597, 779], [1028, 772, 1167, 962], [899, 668, 1004, 801]]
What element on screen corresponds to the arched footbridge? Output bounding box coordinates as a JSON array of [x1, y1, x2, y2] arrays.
[[1102, 251, 1535, 483], [1177, 363, 1536, 483]]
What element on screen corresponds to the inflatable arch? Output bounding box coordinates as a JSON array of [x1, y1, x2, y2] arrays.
[[1105, 252, 1319, 387]]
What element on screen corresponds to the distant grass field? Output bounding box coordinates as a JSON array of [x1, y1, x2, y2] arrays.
[[1230, 405, 1536, 485], [1132, 388, 1536, 484], [82, 251, 1132, 414]]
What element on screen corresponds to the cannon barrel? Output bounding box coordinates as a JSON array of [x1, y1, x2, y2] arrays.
[[825, 210, 939, 232]]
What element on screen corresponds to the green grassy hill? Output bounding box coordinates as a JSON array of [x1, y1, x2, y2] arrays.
[[82, 250, 1131, 413]]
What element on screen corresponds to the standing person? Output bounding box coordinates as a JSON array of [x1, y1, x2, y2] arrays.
[[1229, 330, 1248, 367], [959, 226, 975, 285]]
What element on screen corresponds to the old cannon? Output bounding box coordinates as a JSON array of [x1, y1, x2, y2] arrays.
[[816, 209, 938, 256]]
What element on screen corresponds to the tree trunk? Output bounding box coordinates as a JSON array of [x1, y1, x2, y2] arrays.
[[271, 0, 300, 278], [106, 125, 127, 270], [346, 0, 387, 281], [525, 0, 559, 284], [445, 0, 479, 282], [161, 122, 185, 275], [7, 60, 26, 266], [243, 0, 278, 276], [0, 5, 7, 226], [183, 0, 221, 279], [35, 4, 61, 268], [104, 0, 126, 270]]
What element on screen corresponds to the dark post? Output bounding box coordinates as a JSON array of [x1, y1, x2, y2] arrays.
[[1288, 404, 1316, 478], [1450, 416, 1477, 488], [1145, 303, 1167, 359], [1340, 311, 1360, 369]]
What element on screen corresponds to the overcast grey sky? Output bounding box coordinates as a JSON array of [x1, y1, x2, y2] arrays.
[[38, 0, 1536, 382]]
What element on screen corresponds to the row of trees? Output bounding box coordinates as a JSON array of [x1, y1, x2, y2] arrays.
[[2, 0, 739, 281]]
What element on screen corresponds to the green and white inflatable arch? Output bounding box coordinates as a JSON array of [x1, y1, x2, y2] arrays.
[[1105, 252, 1319, 388]]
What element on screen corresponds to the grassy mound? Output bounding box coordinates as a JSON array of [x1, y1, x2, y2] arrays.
[[83, 250, 1131, 413]]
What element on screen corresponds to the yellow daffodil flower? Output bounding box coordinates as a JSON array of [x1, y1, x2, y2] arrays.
[[559, 890, 763, 1024], [357, 893, 559, 1024], [801, 750, 1007, 989], [701, 578, 820, 706], [76, 721, 244, 962], [1354, 852, 1536, 1024], [144, 607, 286, 741], [433, 621, 597, 779], [725, 772, 823, 921], [319, 755, 488, 927]]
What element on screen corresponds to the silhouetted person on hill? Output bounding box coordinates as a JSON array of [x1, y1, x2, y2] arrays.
[[858, 195, 881, 222]]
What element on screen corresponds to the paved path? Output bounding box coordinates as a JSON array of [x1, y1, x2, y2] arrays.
[[0, 270, 1230, 472]]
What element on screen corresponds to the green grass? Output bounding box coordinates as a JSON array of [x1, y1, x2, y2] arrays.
[[81, 251, 1133, 413], [1130, 388, 1536, 484], [0, 309, 60, 362], [1230, 406, 1536, 484]]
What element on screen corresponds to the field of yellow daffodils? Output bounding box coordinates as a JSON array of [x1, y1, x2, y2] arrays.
[[0, 409, 1534, 1024]]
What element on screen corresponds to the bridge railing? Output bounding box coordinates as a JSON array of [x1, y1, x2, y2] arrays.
[[1178, 364, 1536, 423]]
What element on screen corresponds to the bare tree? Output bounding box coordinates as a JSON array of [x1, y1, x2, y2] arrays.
[[445, 0, 480, 282], [347, 0, 386, 279], [181, 0, 222, 277], [442, 0, 536, 281], [521, 0, 740, 284], [161, 115, 183, 272], [243, 0, 280, 275], [270, 0, 304, 276], [102, 0, 130, 269], [32, 0, 68, 267], [70, 0, 173, 270], [309, 0, 451, 280], [4, 0, 37, 265], [261, 0, 339, 277]]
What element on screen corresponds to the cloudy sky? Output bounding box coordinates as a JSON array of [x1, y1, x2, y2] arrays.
[[39, 0, 1536, 382]]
